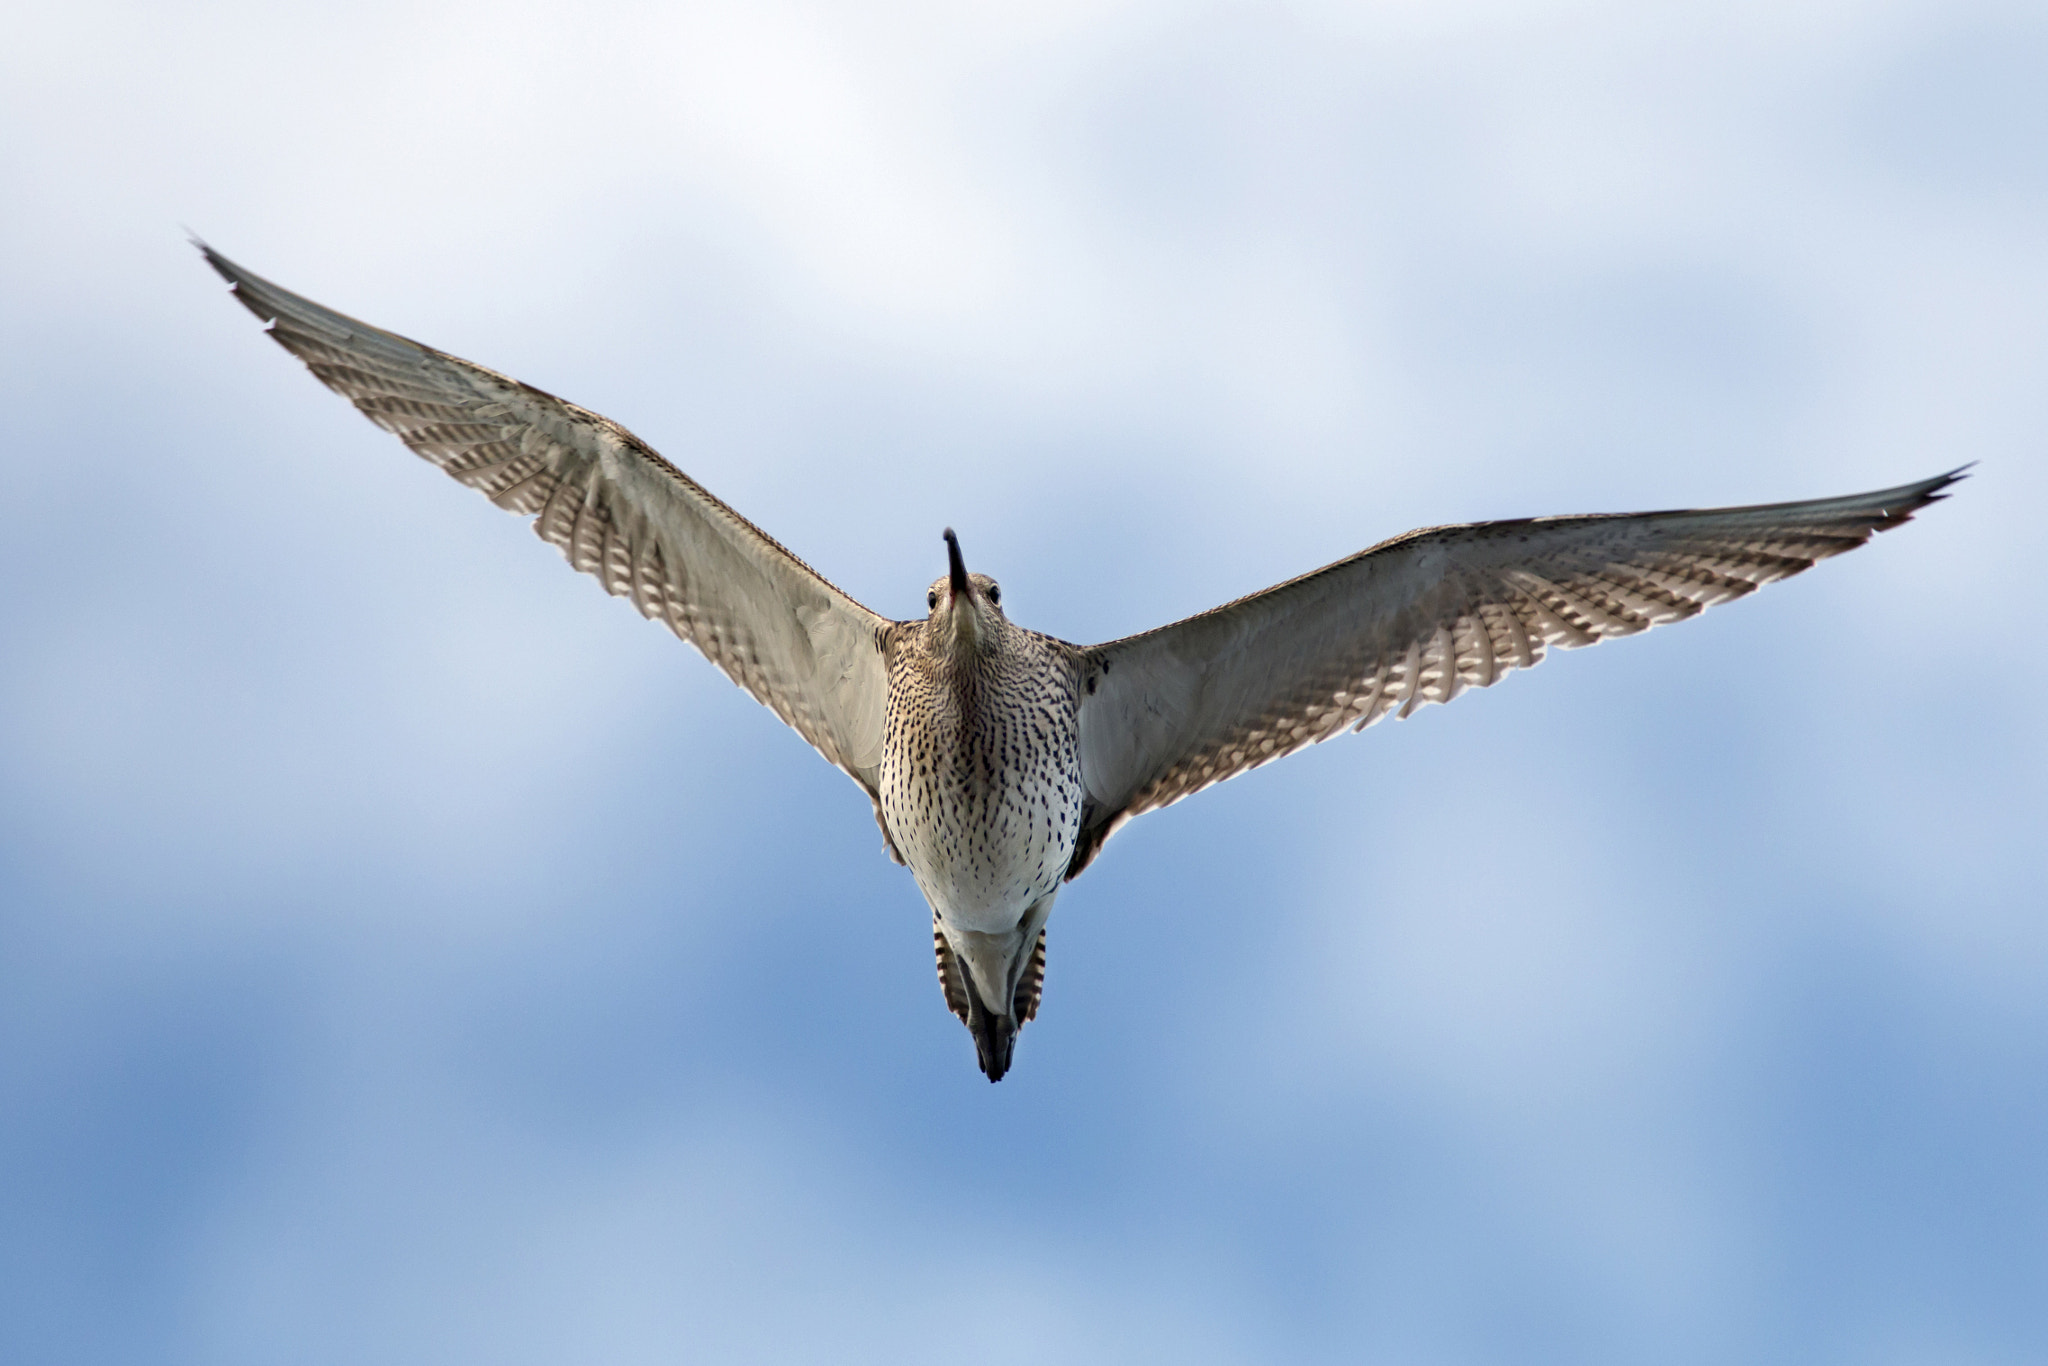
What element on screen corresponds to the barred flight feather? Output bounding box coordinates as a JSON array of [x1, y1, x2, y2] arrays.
[[1013, 930, 1047, 1023], [934, 922, 971, 1025]]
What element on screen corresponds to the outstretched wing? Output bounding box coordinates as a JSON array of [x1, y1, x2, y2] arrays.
[[203, 245, 893, 788], [1068, 471, 1961, 874]]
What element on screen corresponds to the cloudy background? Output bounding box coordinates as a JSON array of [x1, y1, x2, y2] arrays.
[[3, 1, 2044, 1361]]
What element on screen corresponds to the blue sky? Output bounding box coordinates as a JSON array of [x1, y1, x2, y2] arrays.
[[2, 2, 2044, 1362]]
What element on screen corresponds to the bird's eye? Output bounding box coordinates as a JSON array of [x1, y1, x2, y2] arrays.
[[987, 584, 1001, 605], [927, 590, 939, 610]]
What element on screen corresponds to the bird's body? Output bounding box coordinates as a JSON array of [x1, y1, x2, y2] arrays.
[[879, 550, 1087, 1074], [201, 244, 1962, 1080]]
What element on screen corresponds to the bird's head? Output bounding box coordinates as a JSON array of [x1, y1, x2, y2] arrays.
[[925, 528, 1005, 654]]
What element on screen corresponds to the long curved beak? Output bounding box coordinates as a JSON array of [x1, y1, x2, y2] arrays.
[[944, 528, 969, 599]]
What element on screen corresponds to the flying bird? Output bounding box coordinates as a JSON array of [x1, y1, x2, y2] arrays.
[[200, 245, 1960, 1080]]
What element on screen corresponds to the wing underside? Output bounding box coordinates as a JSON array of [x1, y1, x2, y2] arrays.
[[203, 244, 894, 788], [1067, 470, 1962, 875]]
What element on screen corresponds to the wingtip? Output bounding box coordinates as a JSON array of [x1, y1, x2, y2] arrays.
[[191, 236, 258, 310], [191, 243, 308, 333], [1868, 466, 1970, 529], [1925, 462, 1974, 501], [188, 232, 230, 277]]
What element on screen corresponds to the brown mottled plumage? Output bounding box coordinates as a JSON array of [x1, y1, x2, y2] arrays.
[[879, 535, 1084, 1077], [201, 243, 1963, 1081]]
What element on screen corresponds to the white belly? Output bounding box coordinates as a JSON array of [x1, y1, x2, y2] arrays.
[[880, 752, 1084, 934]]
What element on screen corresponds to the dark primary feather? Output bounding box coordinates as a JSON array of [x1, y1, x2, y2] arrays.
[[1066, 470, 1963, 876]]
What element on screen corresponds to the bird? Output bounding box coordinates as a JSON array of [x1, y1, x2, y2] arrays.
[[199, 243, 1961, 1081]]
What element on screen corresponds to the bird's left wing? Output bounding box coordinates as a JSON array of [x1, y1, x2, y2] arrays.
[[203, 245, 893, 788], [1067, 471, 1961, 875]]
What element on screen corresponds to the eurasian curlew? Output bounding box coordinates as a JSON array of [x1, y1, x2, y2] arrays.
[[201, 245, 1961, 1080]]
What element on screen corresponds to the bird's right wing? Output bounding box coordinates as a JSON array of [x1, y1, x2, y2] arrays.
[[203, 245, 893, 788], [1067, 471, 1962, 874]]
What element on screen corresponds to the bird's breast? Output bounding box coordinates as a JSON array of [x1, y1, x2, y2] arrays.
[[878, 650, 1084, 934]]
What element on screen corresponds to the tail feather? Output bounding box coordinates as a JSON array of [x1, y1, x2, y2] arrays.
[[931, 917, 1047, 1082]]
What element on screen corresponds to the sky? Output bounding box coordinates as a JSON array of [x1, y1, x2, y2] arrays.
[[2, 1, 2044, 1362]]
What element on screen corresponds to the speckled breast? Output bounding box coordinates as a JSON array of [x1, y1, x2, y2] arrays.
[[878, 642, 1085, 934]]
